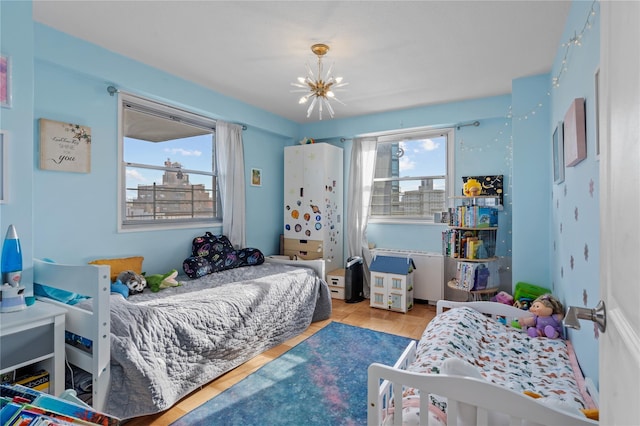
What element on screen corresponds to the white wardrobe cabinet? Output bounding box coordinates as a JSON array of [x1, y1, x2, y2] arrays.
[[283, 143, 343, 267]]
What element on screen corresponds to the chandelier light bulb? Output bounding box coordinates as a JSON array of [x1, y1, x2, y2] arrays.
[[290, 43, 348, 120]]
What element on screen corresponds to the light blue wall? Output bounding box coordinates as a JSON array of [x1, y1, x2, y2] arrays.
[[1, 0, 599, 388], [300, 96, 514, 258], [549, 0, 600, 386], [31, 24, 296, 276], [511, 74, 552, 287], [0, 1, 35, 285]]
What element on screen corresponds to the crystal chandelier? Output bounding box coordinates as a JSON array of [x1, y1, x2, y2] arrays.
[[291, 43, 348, 120]]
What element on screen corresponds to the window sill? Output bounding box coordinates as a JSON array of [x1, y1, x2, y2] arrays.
[[118, 220, 222, 233], [367, 218, 448, 226]]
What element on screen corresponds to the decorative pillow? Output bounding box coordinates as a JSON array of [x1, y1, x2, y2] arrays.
[[183, 246, 265, 278], [89, 256, 144, 282], [191, 232, 234, 259]]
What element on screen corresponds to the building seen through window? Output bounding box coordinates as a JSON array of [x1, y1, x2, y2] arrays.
[[120, 94, 219, 229], [126, 158, 216, 221], [370, 130, 451, 221]]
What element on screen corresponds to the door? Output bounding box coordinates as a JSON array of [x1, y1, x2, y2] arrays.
[[599, 2, 640, 423]]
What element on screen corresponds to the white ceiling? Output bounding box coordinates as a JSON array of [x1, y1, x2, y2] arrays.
[[32, 1, 571, 124]]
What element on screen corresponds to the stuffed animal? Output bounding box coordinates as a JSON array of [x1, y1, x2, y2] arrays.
[[299, 137, 315, 145], [463, 178, 482, 197], [524, 391, 599, 420], [514, 297, 533, 310], [518, 293, 565, 339], [144, 269, 181, 293], [116, 270, 147, 295], [111, 280, 129, 299]]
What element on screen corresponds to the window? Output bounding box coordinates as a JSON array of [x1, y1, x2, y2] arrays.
[[369, 128, 453, 222], [392, 278, 402, 289], [119, 94, 220, 230], [374, 275, 384, 288]]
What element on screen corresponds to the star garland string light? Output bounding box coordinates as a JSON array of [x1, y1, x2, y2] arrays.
[[456, 94, 551, 262], [457, 118, 515, 260], [552, 0, 598, 88], [454, 1, 598, 263]]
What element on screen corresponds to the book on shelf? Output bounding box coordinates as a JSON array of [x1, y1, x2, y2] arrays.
[[442, 229, 459, 258], [14, 370, 50, 394], [476, 207, 498, 228], [450, 205, 498, 228], [456, 262, 491, 291]]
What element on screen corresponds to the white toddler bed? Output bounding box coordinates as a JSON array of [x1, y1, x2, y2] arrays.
[[368, 300, 599, 426], [34, 257, 331, 420]]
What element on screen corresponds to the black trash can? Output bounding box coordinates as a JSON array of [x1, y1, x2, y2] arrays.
[[345, 256, 364, 303]]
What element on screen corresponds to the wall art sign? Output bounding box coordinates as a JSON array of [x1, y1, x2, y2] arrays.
[[0, 55, 11, 108], [564, 97, 587, 167], [39, 118, 91, 173]]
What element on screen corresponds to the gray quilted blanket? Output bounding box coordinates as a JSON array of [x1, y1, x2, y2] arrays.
[[103, 262, 331, 419]]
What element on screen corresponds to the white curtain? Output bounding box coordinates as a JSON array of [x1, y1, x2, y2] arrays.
[[346, 136, 377, 297], [214, 121, 246, 249]]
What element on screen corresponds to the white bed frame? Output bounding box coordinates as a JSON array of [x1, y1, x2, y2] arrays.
[[368, 300, 599, 426], [32, 257, 326, 415], [33, 259, 111, 412], [264, 256, 326, 280]]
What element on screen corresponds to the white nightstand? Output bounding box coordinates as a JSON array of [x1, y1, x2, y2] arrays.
[[0, 301, 67, 396]]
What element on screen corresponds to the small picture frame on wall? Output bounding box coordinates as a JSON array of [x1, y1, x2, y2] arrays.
[[594, 68, 600, 158], [564, 97, 587, 167], [0, 130, 6, 203], [251, 168, 262, 187], [0, 55, 11, 108], [553, 122, 565, 184], [39, 118, 92, 173]]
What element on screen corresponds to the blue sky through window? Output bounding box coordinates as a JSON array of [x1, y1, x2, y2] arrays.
[[397, 136, 446, 192], [124, 134, 213, 187]]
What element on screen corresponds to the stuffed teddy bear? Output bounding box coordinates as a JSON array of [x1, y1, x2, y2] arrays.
[[116, 270, 147, 295], [518, 293, 565, 339], [144, 269, 181, 292]]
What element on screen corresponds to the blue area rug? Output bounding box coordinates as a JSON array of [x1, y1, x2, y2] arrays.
[[171, 321, 412, 426]]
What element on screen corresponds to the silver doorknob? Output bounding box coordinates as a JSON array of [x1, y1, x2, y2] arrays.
[[564, 300, 606, 332]]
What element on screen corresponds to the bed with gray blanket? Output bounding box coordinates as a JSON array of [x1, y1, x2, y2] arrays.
[[34, 258, 331, 420]]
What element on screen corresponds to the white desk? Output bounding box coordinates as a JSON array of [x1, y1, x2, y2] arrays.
[[0, 301, 67, 396]]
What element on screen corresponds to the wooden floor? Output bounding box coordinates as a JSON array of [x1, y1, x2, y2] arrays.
[[124, 299, 436, 425]]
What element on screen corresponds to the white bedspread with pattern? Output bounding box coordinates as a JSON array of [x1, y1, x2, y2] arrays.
[[400, 306, 595, 423]]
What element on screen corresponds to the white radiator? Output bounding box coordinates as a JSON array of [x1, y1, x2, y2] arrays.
[[370, 249, 444, 303]]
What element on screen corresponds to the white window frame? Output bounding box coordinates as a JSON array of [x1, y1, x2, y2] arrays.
[[368, 127, 455, 224], [117, 93, 222, 232]]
